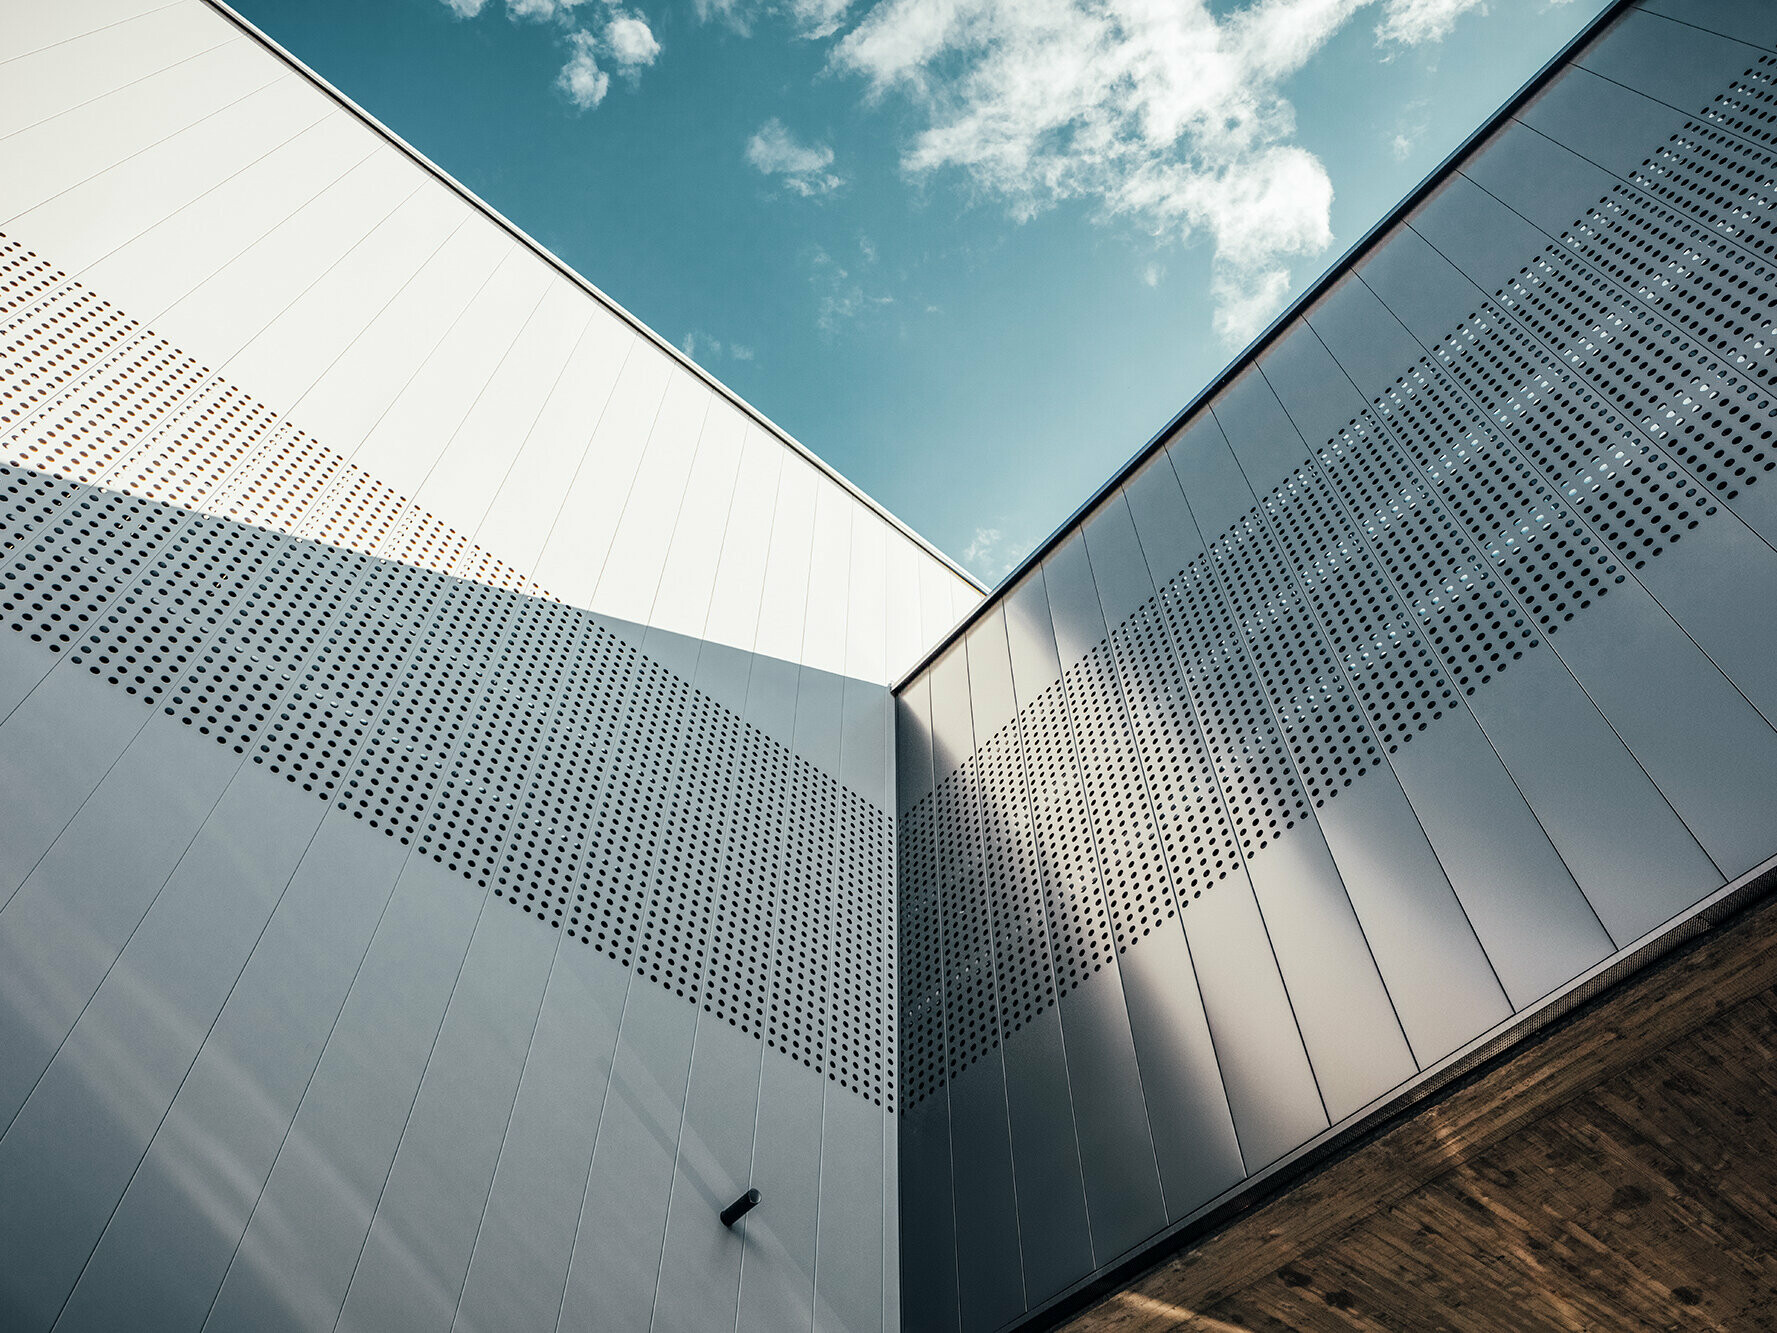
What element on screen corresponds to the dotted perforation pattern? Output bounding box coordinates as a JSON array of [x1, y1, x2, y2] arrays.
[[1059, 640, 1180, 952], [1566, 185, 1777, 397], [1315, 412, 1537, 699], [0, 236, 899, 1108], [898, 793, 948, 1108], [1155, 554, 1313, 858], [0, 237, 70, 334], [1496, 246, 1774, 501], [1425, 300, 1710, 571], [1373, 362, 1627, 636], [1108, 597, 1242, 910], [936, 757, 1000, 1083], [1017, 676, 1117, 993], [976, 719, 1061, 1042], [1208, 507, 1379, 806]]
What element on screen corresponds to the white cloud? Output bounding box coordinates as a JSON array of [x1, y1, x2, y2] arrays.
[[961, 526, 1026, 582], [557, 30, 610, 108], [1142, 262, 1163, 287], [605, 11, 662, 69], [1375, 0, 1486, 45], [829, 0, 1373, 341], [682, 330, 723, 359], [439, 0, 658, 108], [731, 344, 756, 360], [746, 119, 847, 196], [506, 0, 595, 19]]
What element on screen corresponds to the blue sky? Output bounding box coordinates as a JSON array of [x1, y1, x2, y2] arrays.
[[230, 0, 1611, 584]]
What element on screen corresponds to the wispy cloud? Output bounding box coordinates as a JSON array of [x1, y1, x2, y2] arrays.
[[1375, 0, 1487, 46], [809, 246, 893, 334], [962, 526, 1027, 583], [746, 119, 846, 196], [681, 331, 756, 363]]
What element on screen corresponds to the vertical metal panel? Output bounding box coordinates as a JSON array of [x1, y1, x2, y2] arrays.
[[1514, 66, 1693, 171], [1305, 271, 1720, 945], [697, 425, 784, 711], [845, 505, 890, 686], [1636, 0, 1775, 47], [591, 369, 713, 628], [0, 2, 229, 138], [918, 555, 956, 650], [842, 680, 892, 811], [801, 480, 855, 678], [528, 337, 675, 608], [1204, 374, 1510, 1063], [795, 666, 848, 788], [651, 1014, 762, 1333], [0, 40, 279, 226], [477, 311, 639, 579], [814, 1089, 886, 1333], [884, 535, 927, 684], [286, 219, 511, 463], [556, 976, 696, 1330], [63, 111, 372, 327], [755, 458, 820, 667], [8, 0, 194, 62], [1578, 9, 1768, 112], [149, 147, 419, 371], [0, 712, 238, 1135], [0, 760, 319, 1331], [345, 247, 544, 493], [410, 279, 593, 551], [1256, 314, 1613, 1006], [0, 667, 150, 909], [334, 907, 557, 1333], [54, 813, 411, 1333], [929, 643, 975, 782], [1084, 495, 1320, 1178], [1140, 432, 1417, 1123], [929, 646, 1025, 1331], [1002, 569, 1062, 702], [219, 189, 464, 415], [736, 1050, 827, 1333], [965, 607, 1093, 1302], [4, 75, 326, 278], [896, 673, 958, 1332], [1040, 532, 1107, 672], [1376, 203, 1777, 879], [642, 399, 749, 680], [201, 854, 487, 1333], [1004, 577, 1167, 1259], [452, 939, 631, 1333]]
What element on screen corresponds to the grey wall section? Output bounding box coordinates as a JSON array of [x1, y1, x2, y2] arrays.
[[893, 2, 1777, 1326], [0, 3, 929, 1325]]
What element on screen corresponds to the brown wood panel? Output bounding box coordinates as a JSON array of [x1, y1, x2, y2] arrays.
[[1062, 887, 1777, 1332]]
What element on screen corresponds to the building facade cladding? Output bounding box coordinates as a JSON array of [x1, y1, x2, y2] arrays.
[[0, 2, 980, 1332], [893, 1, 1777, 1329]]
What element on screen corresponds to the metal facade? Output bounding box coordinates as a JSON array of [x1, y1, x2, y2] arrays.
[[6, 0, 1777, 1331], [0, 3, 978, 1331], [894, 2, 1777, 1327]]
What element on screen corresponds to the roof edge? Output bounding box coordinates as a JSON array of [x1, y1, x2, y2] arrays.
[[197, 0, 987, 593], [891, 0, 1640, 691]]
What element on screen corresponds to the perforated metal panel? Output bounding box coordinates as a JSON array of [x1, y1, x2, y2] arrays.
[[894, 32, 1777, 1293], [0, 232, 897, 1111]]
